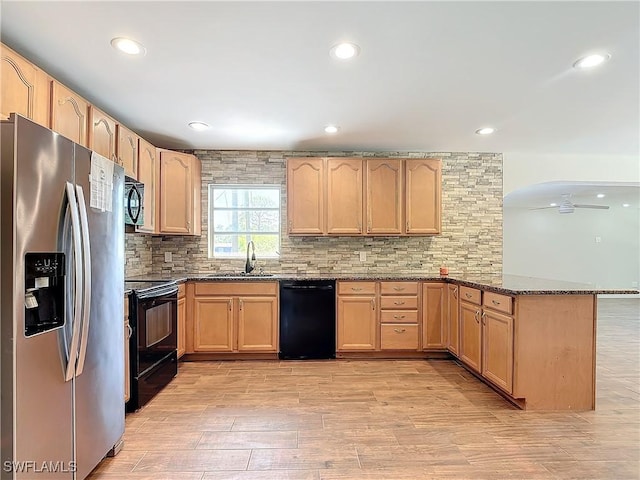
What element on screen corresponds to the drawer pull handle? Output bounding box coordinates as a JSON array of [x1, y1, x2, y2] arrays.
[[474, 310, 480, 323], [371, 299, 375, 310], [393, 315, 406, 319], [491, 300, 501, 305], [393, 301, 405, 305], [481, 311, 486, 325], [351, 287, 363, 291], [465, 293, 473, 299], [394, 328, 406, 334], [453, 288, 458, 299], [228, 299, 232, 311], [393, 286, 405, 291]]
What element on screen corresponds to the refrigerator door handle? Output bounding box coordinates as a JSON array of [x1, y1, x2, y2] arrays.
[[75, 184, 92, 376], [64, 182, 83, 382]]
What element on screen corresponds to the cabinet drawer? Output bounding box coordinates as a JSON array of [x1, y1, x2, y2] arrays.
[[380, 281, 418, 295], [338, 281, 376, 295], [380, 296, 418, 310], [380, 310, 418, 323], [381, 324, 419, 350], [460, 286, 481, 305], [178, 283, 186, 298], [483, 291, 513, 315], [194, 281, 278, 296]]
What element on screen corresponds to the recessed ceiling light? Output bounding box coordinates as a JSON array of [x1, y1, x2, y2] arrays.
[[622, 203, 630, 207], [475, 127, 495, 135], [188, 121, 209, 131], [110, 37, 146, 56], [573, 53, 611, 69], [330, 43, 360, 60], [550, 203, 558, 207], [597, 193, 606, 198], [324, 125, 339, 134]]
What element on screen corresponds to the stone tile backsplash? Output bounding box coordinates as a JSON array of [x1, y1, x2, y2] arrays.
[[125, 150, 503, 278]]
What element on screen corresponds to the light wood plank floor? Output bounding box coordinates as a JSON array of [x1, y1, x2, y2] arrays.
[[89, 298, 640, 480]]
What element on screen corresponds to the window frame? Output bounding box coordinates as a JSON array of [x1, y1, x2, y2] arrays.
[[207, 184, 281, 259]]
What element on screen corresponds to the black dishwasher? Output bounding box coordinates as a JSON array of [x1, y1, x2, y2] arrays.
[[279, 280, 336, 360]]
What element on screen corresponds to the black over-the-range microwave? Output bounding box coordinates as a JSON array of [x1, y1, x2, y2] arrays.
[[124, 177, 145, 226]]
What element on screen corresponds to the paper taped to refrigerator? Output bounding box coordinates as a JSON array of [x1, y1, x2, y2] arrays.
[[90, 152, 114, 212]]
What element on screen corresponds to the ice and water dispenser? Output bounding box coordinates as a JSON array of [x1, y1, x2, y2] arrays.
[[24, 253, 65, 336]]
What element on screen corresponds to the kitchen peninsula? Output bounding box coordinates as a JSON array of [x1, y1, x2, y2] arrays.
[[151, 272, 637, 412]]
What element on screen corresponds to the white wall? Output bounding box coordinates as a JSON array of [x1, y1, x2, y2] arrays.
[[502, 152, 640, 292], [503, 205, 639, 289]]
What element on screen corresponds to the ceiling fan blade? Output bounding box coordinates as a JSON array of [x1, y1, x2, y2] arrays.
[[573, 204, 610, 209]]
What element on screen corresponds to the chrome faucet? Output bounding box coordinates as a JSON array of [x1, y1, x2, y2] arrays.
[[245, 240, 256, 274]]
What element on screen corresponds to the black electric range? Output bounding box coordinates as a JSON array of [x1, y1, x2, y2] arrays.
[[124, 278, 178, 411]]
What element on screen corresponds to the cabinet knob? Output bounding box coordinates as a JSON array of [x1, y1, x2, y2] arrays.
[[466, 293, 473, 299]]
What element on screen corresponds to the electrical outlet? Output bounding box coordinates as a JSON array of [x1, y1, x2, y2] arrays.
[[164, 252, 172, 263], [359, 251, 367, 262], [595, 236, 602, 243]]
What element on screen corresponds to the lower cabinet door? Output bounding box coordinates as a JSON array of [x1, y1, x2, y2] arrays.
[[177, 295, 186, 358], [193, 297, 234, 352], [337, 296, 377, 351], [381, 324, 419, 350], [459, 301, 482, 372], [237, 297, 278, 352], [482, 309, 514, 393]]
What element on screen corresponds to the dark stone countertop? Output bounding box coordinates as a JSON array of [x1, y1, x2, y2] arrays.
[[160, 273, 639, 296]]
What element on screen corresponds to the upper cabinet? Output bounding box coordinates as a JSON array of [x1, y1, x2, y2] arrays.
[[405, 159, 441, 234], [117, 124, 139, 179], [326, 158, 363, 235], [366, 159, 403, 235], [0, 44, 49, 127], [158, 150, 201, 236], [51, 80, 89, 147], [136, 138, 157, 234], [287, 157, 442, 237], [88, 106, 117, 163], [286, 158, 324, 235]]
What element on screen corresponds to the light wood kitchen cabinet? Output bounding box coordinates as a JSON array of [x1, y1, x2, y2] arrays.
[[422, 282, 446, 349], [51, 80, 89, 146], [482, 307, 514, 394], [405, 159, 441, 234], [177, 283, 186, 359], [459, 287, 482, 373], [193, 296, 234, 352], [287, 158, 324, 235], [447, 284, 460, 355], [326, 158, 363, 235], [366, 159, 403, 234], [117, 124, 138, 179], [1, 43, 49, 126], [337, 281, 377, 351], [136, 138, 157, 233], [286, 157, 441, 237], [88, 106, 117, 163], [191, 282, 278, 354], [158, 150, 201, 235], [237, 297, 279, 352], [380, 281, 419, 351], [124, 295, 130, 403]]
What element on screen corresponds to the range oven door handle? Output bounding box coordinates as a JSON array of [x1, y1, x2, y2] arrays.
[[63, 182, 83, 382], [75, 184, 92, 376]]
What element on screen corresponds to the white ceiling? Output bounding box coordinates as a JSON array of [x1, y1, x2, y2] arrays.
[[1, 1, 639, 154]]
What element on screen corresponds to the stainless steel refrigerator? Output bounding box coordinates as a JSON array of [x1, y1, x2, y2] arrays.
[[1, 114, 125, 479]]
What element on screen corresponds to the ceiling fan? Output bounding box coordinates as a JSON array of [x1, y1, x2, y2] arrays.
[[532, 194, 610, 214]]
